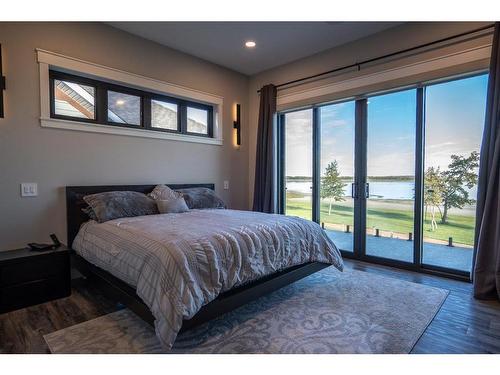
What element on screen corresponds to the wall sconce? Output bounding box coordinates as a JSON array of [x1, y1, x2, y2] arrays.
[[233, 103, 241, 146], [0, 44, 5, 118]]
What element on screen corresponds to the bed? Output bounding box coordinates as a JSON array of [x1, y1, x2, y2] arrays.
[[67, 184, 343, 349]]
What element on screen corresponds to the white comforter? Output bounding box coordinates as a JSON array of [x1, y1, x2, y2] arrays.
[[73, 209, 343, 349]]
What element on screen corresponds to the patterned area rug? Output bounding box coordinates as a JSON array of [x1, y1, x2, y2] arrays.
[[44, 268, 448, 354]]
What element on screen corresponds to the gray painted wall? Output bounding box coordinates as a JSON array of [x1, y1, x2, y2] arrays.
[[0, 22, 249, 250]]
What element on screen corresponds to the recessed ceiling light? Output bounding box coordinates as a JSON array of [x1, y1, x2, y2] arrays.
[[245, 40, 256, 48]]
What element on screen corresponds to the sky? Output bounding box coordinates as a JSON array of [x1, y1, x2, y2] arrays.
[[284, 74, 488, 177]]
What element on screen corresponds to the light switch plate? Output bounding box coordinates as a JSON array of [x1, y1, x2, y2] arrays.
[[223, 180, 229, 190], [21, 183, 38, 197]]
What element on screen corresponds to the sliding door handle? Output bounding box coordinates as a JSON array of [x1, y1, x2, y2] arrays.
[[365, 183, 370, 198], [351, 183, 358, 199]]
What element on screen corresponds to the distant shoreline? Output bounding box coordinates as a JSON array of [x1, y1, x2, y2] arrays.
[[286, 176, 415, 182]]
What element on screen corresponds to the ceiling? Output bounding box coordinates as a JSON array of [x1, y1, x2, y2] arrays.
[[109, 22, 401, 75]]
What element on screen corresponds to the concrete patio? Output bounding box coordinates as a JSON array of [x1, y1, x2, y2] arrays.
[[326, 230, 473, 272]]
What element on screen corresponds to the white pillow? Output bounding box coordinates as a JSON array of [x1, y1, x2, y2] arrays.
[[156, 197, 189, 214], [148, 184, 183, 201]]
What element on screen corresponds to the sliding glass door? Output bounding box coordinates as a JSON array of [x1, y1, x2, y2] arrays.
[[283, 109, 313, 221], [319, 101, 356, 252], [422, 75, 488, 272], [279, 72, 488, 278], [365, 89, 417, 263]]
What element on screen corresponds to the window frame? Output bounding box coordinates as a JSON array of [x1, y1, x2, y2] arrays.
[[185, 102, 214, 138], [149, 94, 182, 133], [49, 70, 214, 138], [105, 86, 144, 128], [50, 71, 98, 123]]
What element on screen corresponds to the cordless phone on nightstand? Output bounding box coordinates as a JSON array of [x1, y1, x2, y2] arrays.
[[28, 233, 61, 251]]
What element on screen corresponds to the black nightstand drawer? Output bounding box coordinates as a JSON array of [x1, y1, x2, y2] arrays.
[[0, 276, 70, 313], [0, 252, 67, 287], [0, 246, 71, 313]]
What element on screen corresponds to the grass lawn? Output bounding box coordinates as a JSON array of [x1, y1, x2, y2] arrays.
[[286, 198, 475, 246]]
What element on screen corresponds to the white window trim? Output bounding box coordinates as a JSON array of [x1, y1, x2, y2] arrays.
[[37, 49, 224, 145], [277, 44, 491, 107]]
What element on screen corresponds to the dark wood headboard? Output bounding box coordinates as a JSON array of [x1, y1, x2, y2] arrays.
[[65, 183, 215, 248]]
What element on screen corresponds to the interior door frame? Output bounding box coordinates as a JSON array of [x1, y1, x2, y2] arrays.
[[277, 87, 472, 282]]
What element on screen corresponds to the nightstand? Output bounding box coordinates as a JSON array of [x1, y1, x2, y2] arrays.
[[0, 245, 71, 313]]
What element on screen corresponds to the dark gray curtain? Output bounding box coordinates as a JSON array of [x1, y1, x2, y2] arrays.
[[473, 22, 500, 300], [253, 84, 277, 213]]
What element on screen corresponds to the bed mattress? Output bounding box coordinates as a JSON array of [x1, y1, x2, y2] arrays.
[[73, 208, 343, 349]]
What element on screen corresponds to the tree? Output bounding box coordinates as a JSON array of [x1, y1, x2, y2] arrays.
[[440, 151, 479, 224], [320, 160, 346, 215], [424, 166, 444, 231]]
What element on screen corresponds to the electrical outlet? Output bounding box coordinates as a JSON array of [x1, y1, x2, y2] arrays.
[[21, 183, 38, 197], [223, 180, 229, 190]]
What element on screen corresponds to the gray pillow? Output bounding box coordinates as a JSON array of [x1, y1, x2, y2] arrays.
[[148, 184, 183, 201], [175, 187, 226, 209], [156, 197, 189, 214], [83, 191, 159, 223], [81, 206, 98, 221]]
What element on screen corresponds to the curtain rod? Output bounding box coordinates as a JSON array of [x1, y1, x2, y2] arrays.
[[257, 23, 495, 94]]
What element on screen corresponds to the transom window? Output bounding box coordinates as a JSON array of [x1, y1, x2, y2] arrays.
[[107, 91, 141, 126], [53, 78, 96, 120], [49, 70, 213, 137], [151, 99, 179, 131], [187, 106, 209, 135]]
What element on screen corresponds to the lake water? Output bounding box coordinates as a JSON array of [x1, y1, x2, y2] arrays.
[[286, 180, 478, 200]]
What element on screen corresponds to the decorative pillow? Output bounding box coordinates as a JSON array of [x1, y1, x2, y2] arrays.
[[81, 206, 98, 221], [156, 197, 190, 214], [175, 187, 226, 209], [148, 184, 183, 201], [83, 191, 159, 223]]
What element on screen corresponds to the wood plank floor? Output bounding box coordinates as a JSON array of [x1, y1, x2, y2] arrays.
[[345, 260, 500, 353], [1, 259, 499, 354]]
